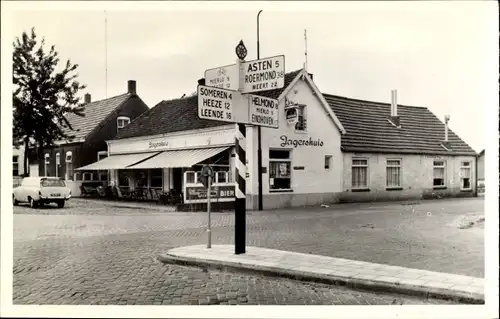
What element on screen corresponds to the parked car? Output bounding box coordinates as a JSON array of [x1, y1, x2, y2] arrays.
[[13, 177, 71, 208]]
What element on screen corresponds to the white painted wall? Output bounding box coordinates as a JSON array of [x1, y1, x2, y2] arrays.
[[249, 79, 343, 196]]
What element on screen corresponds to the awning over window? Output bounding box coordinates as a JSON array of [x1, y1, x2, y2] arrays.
[[128, 146, 230, 169], [76, 152, 160, 170]]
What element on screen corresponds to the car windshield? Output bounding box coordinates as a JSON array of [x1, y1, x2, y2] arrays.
[[40, 179, 66, 187]]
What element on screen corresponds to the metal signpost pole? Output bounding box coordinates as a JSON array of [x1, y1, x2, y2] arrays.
[[207, 173, 212, 249], [234, 42, 247, 254], [257, 10, 264, 211]]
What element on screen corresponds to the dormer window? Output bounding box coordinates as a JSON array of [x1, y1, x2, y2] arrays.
[[117, 116, 130, 132]]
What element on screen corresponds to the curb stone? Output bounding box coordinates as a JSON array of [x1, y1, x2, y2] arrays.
[[157, 253, 484, 305]]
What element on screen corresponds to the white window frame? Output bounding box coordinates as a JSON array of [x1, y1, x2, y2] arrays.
[[433, 160, 446, 188], [82, 172, 94, 181], [117, 116, 131, 132], [294, 105, 307, 132], [460, 161, 472, 190], [13, 155, 19, 176], [97, 151, 108, 161], [55, 152, 61, 177], [44, 153, 50, 177], [269, 149, 292, 192], [386, 159, 402, 188], [324, 155, 332, 170], [352, 158, 369, 189], [65, 151, 73, 181]]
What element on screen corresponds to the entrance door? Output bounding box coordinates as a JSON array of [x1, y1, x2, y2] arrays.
[[172, 168, 183, 193]]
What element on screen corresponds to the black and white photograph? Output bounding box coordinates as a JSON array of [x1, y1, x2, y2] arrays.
[[1, 1, 498, 318]]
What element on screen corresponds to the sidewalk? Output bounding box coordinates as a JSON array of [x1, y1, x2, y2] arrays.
[[158, 245, 484, 304]]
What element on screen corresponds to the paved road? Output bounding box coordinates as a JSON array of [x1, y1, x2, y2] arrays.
[[13, 197, 483, 305]]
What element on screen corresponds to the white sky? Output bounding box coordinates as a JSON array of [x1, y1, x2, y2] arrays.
[[3, 1, 498, 152]]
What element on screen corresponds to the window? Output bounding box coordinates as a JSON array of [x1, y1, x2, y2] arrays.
[[99, 171, 108, 181], [97, 151, 108, 161], [216, 171, 228, 183], [295, 105, 307, 131], [55, 153, 60, 177], [269, 150, 291, 191], [151, 169, 163, 188], [82, 172, 94, 181], [386, 159, 402, 188], [41, 178, 66, 187], [352, 159, 368, 189], [117, 116, 130, 132], [13, 156, 19, 176], [186, 171, 196, 184], [44, 153, 50, 177], [118, 171, 129, 187], [433, 160, 446, 187], [65, 151, 73, 181], [460, 161, 471, 190], [325, 155, 332, 170]]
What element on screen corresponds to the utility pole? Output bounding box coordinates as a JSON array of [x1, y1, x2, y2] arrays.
[[257, 9, 264, 211]]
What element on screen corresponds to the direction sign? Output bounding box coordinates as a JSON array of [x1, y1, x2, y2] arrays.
[[242, 55, 285, 93], [198, 85, 238, 123], [248, 95, 279, 128], [204, 55, 285, 94], [204, 64, 239, 90]]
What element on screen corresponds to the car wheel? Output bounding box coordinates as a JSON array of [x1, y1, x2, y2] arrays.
[[29, 197, 38, 208], [13, 195, 19, 206], [57, 200, 65, 208]]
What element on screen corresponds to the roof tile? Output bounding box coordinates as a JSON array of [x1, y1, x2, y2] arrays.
[[325, 94, 477, 155], [62, 93, 131, 141]]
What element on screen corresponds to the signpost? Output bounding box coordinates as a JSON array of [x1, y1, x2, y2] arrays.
[[204, 55, 285, 94], [198, 85, 238, 123], [247, 95, 279, 128], [199, 39, 285, 255], [200, 165, 213, 248], [242, 55, 285, 93]]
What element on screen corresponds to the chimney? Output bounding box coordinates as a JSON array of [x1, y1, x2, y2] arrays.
[[444, 115, 450, 141], [127, 80, 137, 95], [198, 78, 206, 86], [390, 89, 400, 127], [84, 93, 91, 104]]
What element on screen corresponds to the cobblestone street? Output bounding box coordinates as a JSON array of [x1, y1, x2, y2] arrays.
[[12, 197, 484, 305]]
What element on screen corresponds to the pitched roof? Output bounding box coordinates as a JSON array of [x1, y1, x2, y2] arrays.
[[115, 70, 302, 139], [325, 94, 477, 156], [62, 93, 131, 141]]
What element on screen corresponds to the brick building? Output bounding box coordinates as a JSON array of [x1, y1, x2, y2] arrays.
[[78, 68, 478, 208], [28, 80, 149, 195]]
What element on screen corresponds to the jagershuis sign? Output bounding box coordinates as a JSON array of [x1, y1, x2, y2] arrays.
[[280, 135, 324, 148]]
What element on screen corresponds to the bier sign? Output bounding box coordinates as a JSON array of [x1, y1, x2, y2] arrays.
[[248, 95, 279, 128], [198, 85, 237, 123]]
